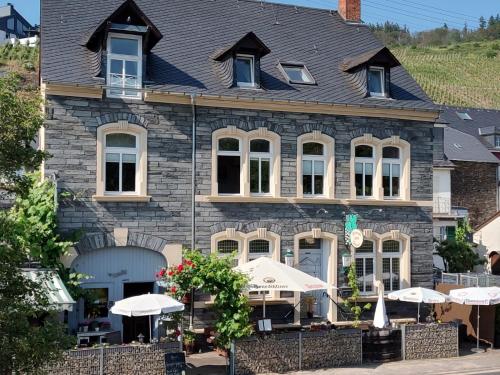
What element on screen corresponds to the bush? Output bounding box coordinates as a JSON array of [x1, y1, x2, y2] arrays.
[[486, 50, 498, 58]]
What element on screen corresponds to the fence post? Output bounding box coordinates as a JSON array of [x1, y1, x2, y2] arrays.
[[99, 347, 104, 375], [401, 324, 406, 360], [230, 341, 235, 375], [298, 332, 302, 371]]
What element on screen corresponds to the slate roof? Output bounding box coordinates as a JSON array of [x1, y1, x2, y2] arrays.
[[440, 106, 500, 148], [41, 0, 436, 111], [444, 127, 499, 164]]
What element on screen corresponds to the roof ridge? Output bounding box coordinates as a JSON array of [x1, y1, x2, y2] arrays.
[[441, 104, 500, 113]]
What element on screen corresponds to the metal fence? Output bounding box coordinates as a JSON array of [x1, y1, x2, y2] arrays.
[[442, 273, 500, 287]]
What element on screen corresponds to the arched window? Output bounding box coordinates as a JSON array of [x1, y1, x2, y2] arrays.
[[216, 239, 240, 267], [104, 133, 138, 193], [355, 145, 374, 198], [302, 142, 326, 196], [382, 240, 401, 292], [249, 139, 271, 195], [355, 240, 375, 295], [248, 239, 272, 261], [382, 147, 401, 198], [217, 137, 242, 194], [95, 123, 148, 201]]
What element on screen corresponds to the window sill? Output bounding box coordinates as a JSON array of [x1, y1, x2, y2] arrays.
[[196, 195, 432, 207], [92, 195, 152, 203]]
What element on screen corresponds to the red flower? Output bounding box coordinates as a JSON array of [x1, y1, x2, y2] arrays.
[[167, 270, 174, 277], [159, 269, 166, 277], [185, 260, 193, 266], [177, 264, 184, 272], [171, 286, 177, 294]]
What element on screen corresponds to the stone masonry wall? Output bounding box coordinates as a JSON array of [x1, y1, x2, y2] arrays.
[[44, 96, 436, 295], [45, 343, 180, 375], [403, 323, 458, 360], [451, 161, 498, 228], [233, 329, 362, 374]]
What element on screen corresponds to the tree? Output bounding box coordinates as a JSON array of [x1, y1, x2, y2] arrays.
[[436, 219, 484, 273], [479, 16, 487, 30], [0, 73, 46, 195], [0, 75, 71, 373], [158, 250, 252, 349]]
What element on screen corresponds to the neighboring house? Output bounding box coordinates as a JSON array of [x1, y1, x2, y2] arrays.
[[474, 212, 500, 275], [40, 0, 440, 339], [439, 107, 500, 228], [0, 3, 32, 43]]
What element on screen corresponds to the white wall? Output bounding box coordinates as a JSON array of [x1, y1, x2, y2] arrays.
[[433, 168, 451, 214], [474, 216, 500, 273], [69, 247, 166, 334]]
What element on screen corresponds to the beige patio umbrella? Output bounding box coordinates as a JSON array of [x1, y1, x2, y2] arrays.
[[235, 257, 332, 318]]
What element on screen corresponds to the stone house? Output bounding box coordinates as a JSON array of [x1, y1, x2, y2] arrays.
[[40, 0, 440, 339]]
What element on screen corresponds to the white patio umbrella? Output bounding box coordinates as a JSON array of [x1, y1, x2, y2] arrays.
[[388, 287, 448, 323], [449, 287, 500, 352], [235, 257, 331, 318], [110, 293, 184, 341], [373, 281, 389, 329]]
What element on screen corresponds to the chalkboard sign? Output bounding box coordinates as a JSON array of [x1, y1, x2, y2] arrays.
[[165, 352, 186, 375]]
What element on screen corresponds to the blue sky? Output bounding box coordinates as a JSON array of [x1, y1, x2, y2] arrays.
[[8, 0, 500, 32]]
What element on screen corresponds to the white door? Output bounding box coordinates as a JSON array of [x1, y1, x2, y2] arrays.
[[298, 245, 325, 318]]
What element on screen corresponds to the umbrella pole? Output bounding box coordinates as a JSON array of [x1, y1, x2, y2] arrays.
[[417, 303, 420, 323], [149, 315, 152, 343], [477, 305, 480, 351], [263, 293, 266, 318]]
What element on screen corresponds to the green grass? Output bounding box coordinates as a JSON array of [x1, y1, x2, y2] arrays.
[[393, 40, 500, 109]]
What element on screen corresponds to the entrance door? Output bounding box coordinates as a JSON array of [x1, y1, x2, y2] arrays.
[[122, 282, 154, 343], [298, 239, 325, 318]]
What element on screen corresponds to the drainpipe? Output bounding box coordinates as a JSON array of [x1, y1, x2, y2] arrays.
[[189, 94, 197, 330]]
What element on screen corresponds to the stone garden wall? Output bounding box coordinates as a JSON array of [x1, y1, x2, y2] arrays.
[[45, 342, 180, 375], [403, 323, 458, 360], [232, 329, 362, 374]]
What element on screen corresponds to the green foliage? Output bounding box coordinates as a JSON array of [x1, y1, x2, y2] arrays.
[[0, 74, 46, 194], [160, 250, 252, 349], [393, 40, 500, 109], [0, 208, 73, 374], [343, 263, 371, 328], [0, 43, 39, 68], [437, 219, 484, 273]]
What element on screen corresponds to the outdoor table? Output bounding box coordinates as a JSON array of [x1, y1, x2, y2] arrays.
[[77, 330, 120, 346]]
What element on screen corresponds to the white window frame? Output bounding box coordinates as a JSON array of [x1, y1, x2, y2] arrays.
[[302, 142, 327, 197], [381, 240, 402, 293], [279, 63, 315, 85], [95, 122, 148, 201], [355, 145, 375, 199], [216, 137, 243, 196], [382, 147, 401, 199], [235, 54, 256, 88], [354, 241, 376, 296], [249, 138, 273, 196], [495, 135, 500, 149], [106, 33, 143, 100], [104, 133, 139, 195], [368, 66, 385, 97]]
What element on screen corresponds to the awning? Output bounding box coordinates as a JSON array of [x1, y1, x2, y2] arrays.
[[22, 269, 76, 311]]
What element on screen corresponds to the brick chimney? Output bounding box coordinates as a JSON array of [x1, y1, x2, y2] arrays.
[[338, 0, 361, 22]]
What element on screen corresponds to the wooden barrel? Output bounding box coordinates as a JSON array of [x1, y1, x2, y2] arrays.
[[362, 329, 402, 363]]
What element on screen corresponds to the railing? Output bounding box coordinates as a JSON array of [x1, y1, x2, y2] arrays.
[[441, 272, 500, 287], [433, 197, 451, 214]]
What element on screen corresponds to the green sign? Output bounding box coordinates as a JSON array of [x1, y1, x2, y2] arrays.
[[345, 214, 358, 246]]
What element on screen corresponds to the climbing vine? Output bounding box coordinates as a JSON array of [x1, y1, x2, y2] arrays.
[[158, 250, 253, 349], [343, 263, 371, 327]]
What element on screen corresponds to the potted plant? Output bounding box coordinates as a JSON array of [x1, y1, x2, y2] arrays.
[[183, 330, 196, 355]]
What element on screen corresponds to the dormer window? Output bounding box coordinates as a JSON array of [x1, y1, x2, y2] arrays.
[[107, 33, 142, 99], [279, 63, 315, 85], [368, 66, 385, 97], [235, 54, 255, 88]]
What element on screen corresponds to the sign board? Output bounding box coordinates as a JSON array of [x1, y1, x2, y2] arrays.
[[344, 214, 358, 246], [350, 229, 364, 249], [165, 352, 186, 375]]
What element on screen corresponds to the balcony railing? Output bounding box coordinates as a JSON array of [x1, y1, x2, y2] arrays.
[[442, 272, 500, 287], [433, 197, 451, 214]]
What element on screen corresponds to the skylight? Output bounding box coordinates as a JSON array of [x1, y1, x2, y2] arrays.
[[456, 112, 472, 121], [279, 63, 315, 84]]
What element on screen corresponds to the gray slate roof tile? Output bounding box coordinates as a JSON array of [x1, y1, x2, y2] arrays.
[[41, 0, 436, 111]]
